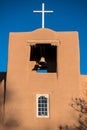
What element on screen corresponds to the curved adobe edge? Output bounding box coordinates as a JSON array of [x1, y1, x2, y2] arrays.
[[29, 28, 58, 40]]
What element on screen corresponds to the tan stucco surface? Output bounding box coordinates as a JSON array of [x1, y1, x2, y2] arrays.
[[0, 28, 86, 130], [80, 75, 87, 98]]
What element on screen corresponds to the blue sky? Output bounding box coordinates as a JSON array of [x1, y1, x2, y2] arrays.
[[0, 0, 87, 74]]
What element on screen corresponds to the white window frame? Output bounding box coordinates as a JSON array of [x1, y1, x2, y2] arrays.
[[36, 94, 49, 118]]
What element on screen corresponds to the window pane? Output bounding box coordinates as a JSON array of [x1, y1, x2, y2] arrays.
[[42, 104, 44, 107], [38, 112, 42, 115], [38, 108, 42, 111], [45, 108, 47, 111], [42, 112, 45, 115], [38, 104, 42, 107], [42, 108, 45, 111], [45, 112, 47, 115], [45, 104, 47, 107], [44, 100, 47, 103], [38, 100, 42, 103], [42, 99, 45, 103]]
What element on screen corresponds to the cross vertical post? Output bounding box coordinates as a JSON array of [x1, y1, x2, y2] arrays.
[[42, 3, 44, 28]]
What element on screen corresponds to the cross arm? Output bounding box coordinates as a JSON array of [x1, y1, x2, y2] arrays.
[[33, 11, 42, 13]]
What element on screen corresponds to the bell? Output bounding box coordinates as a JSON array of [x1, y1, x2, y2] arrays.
[[32, 57, 47, 71], [39, 57, 47, 70], [39, 57, 46, 65]]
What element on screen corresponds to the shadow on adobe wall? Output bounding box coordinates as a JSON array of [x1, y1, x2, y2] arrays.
[[0, 72, 6, 128], [0, 72, 7, 105], [0, 72, 7, 83], [4, 118, 20, 129], [0, 72, 20, 129]]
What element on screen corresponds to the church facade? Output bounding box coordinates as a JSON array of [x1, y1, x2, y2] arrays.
[[0, 28, 82, 130]]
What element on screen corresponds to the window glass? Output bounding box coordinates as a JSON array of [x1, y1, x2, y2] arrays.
[[37, 95, 49, 117]]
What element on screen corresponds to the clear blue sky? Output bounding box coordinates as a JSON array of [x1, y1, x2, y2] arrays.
[[0, 0, 87, 74]]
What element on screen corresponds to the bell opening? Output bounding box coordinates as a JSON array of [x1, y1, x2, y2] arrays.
[[30, 44, 57, 73]]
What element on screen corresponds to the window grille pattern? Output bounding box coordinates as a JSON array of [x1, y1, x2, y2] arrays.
[[37, 95, 48, 117]]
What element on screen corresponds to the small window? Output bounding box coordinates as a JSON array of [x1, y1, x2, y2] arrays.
[[30, 44, 57, 73], [36, 94, 49, 118]]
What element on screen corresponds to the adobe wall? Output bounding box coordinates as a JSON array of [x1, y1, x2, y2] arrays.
[[5, 28, 80, 130]]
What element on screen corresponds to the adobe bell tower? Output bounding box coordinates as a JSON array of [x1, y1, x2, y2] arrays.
[[5, 3, 80, 130]]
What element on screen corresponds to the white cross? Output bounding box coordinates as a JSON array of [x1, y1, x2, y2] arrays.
[[33, 3, 53, 28]]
